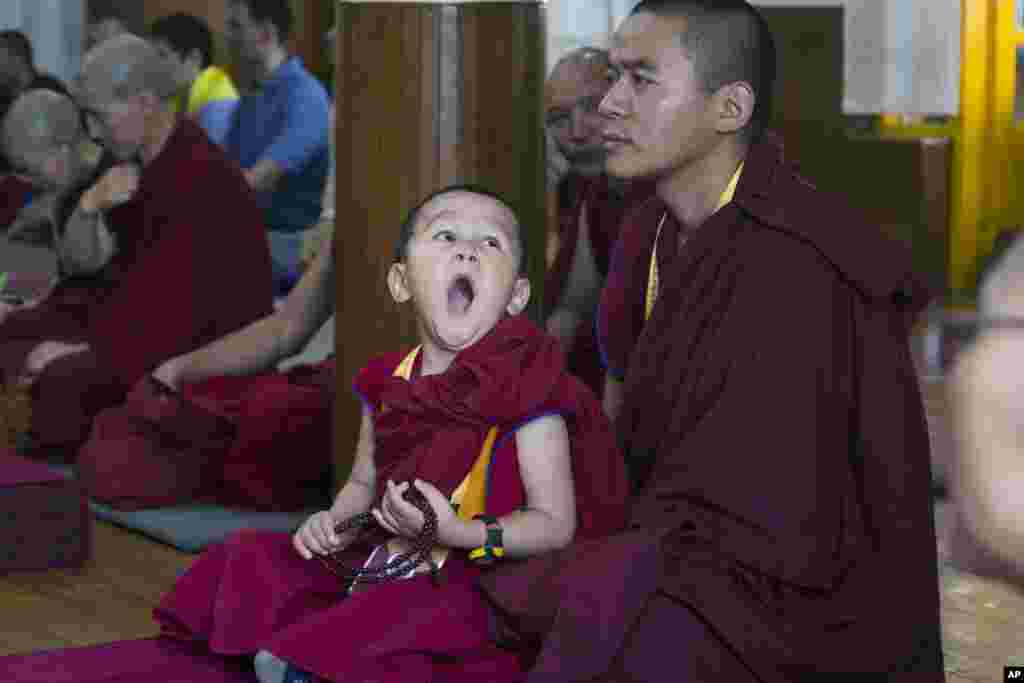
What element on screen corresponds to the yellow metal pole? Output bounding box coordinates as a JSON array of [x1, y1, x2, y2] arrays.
[[989, 0, 1018, 255], [950, 0, 994, 295]]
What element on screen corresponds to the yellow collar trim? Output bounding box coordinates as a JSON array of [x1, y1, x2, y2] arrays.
[[644, 162, 744, 322], [388, 346, 498, 570]]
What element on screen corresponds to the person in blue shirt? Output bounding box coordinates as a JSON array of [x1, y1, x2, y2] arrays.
[[223, 0, 330, 297]]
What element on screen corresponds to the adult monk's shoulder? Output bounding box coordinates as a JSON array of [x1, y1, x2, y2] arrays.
[[734, 131, 936, 313]]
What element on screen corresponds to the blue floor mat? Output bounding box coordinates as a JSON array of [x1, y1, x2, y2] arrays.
[[49, 464, 323, 553]]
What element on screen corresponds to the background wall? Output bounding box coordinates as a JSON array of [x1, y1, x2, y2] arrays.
[[0, 0, 85, 86]]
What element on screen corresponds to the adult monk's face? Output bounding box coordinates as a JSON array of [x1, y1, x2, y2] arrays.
[[389, 191, 530, 353], [545, 54, 614, 177], [599, 12, 719, 181]]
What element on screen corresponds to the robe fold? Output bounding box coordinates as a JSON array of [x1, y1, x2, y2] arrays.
[[0, 118, 274, 456], [77, 358, 335, 511], [478, 132, 945, 681], [152, 315, 628, 682], [545, 173, 652, 395]]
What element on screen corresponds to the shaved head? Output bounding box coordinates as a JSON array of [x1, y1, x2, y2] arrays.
[[630, 0, 776, 143], [546, 47, 614, 176]]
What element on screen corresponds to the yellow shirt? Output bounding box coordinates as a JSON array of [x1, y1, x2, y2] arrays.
[[171, 66, 239, 115], [645, 163, 745, 322]]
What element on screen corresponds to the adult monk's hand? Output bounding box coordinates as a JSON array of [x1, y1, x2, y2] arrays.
[[152, 357, 184, 392], [293, 509, 352, 560], [20, 340, 90, 384], [79, 163, 141, 213]]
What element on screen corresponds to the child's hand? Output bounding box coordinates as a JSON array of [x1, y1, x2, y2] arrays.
[[373, 479, 456, 541], [293, 509, 349, 560]]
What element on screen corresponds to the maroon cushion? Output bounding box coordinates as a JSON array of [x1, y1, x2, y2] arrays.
[[0, 450, 90, 571], [0, 637, 254, 682]]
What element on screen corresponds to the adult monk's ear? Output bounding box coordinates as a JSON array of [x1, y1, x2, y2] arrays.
[[714, 81, 755, 135], [387, 262, 411, 303], [506, 277, 531, 316]]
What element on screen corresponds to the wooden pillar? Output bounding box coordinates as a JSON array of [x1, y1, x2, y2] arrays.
[[333, 0, 546, 482]]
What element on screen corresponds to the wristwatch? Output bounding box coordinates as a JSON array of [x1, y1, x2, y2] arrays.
[[469, 514, 504, 565]]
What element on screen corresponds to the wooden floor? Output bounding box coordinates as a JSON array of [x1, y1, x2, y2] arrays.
[[0, 520, 195, 657], [1, 512, 1021, 679]]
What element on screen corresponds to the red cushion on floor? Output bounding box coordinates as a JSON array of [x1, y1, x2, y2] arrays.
[[0, 637, 254, 682], [0, 449, 90, 572]]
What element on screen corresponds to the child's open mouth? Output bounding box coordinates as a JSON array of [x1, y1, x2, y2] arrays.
[[447, 274, 475, 315]]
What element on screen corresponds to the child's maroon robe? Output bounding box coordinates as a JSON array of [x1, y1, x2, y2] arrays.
[[0, 118, 273, 456], [153, 315, 628, 682], [478, 133, 946, 681], [545, 174, 652, 396]]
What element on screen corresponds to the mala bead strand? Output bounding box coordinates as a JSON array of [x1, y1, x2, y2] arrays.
[[318, 482, 440, 586]]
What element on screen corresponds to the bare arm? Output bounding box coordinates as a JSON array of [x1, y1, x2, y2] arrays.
[[158, 242, 335, 387], [329, 407, 378, 520], [949, 335, 1024, 575], [441, 414, 577, 556], [294, 407, 377, 559]]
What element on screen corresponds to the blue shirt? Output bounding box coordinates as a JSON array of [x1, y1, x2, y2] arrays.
[[223, 57, 330, 233]]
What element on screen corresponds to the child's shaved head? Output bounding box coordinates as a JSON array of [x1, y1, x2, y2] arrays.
[[395, 184, 527, 275]]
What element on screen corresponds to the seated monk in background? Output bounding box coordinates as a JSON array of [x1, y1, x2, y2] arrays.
[[0, 34, 273, 460], [153, 185, 628, 683], [74, 108, 338, 512], [77, 232, 336, 511], [0, 89, 118, 286], [544, 47, 652, 398], [478, 2, 944, 680], [947, 235, 1024, 585]]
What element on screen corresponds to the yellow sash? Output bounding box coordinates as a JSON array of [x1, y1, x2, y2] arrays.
[[644, 163, 744, 321], [390, 347, 498, 568]]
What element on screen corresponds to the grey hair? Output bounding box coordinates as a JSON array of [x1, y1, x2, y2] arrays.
[[979, 234, 1024, 317]]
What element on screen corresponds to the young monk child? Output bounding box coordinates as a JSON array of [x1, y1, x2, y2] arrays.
[[153, 184, 629, 683]]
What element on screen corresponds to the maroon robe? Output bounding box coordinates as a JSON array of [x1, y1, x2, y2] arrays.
[[545, 173, 652, 396], [596, 193, 667, 382], [0, 118, 274, 457], [0, 174, 33, 230], [478, 133, 945, 681], [77, 358, 336, 511], [153, 316, 628, 682]]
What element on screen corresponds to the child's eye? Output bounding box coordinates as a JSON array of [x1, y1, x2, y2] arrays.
[[434, 230, 455, 241], [629, 71, 655, 91], [484, 237, 501, 249]]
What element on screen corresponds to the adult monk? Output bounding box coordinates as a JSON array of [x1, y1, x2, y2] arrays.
[[544, 47, 652, 397], [153, 185, 628, 682], [946, 235, 1024, 583], [478, 1, 945, 680], [0, 90, 114, 279], [74, 97, 339, 511], [0, 34, 273, 460]]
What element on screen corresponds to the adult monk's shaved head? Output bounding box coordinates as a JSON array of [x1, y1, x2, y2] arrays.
[[630, 0, 776, 142], [1, 89, 90, 191], [546, 47, 614, 176]]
